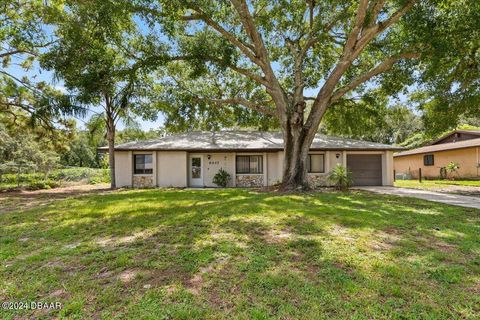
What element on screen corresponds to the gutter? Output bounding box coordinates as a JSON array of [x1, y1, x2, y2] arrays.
[[98, 147, 405, 153]]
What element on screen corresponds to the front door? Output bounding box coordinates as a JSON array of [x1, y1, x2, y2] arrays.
[[189, 155, 203, 187]]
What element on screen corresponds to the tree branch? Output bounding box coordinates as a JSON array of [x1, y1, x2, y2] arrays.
[[353, 0, 417, 57], [204, 57, 268, 86], [331, 52, 420, 102], [0, 49, 35, 59], [229, 0, 288, 122], [198, 96, 276, 116], [181, 7, 262, 67], [168, 74, 275, 116], [304, 0, 416, 134], [366, 0, 386, 29], [343, 0, 369, 55]]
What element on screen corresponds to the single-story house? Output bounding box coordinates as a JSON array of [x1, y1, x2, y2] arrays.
[[103, 131, 402, 188], [394, 130, 480, 179]]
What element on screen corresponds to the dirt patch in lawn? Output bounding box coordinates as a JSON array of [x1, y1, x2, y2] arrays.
[[265, 228, 294, 243], [0, 184, 112, 214], [369, 228, 403, 251], [187, 256, 230, 295]]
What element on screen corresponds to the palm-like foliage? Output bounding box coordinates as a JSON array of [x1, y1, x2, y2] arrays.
[[328, 164, 353, 191]]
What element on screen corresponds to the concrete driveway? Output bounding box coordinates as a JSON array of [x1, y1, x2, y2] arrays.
[[355, 186, 480, 210]]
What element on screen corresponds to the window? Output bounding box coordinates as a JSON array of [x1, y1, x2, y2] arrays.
[[424, 154, 434, 166], [191, 157, 201, 179], [307, 154, 325, 173], [134, 154, 153, 174], [236, 155, 263, 174]]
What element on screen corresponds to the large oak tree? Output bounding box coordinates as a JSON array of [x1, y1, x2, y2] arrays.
[[130, 0, 435, 189]]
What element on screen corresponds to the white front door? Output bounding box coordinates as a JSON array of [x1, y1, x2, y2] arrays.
[[189, 155, 203, 187]]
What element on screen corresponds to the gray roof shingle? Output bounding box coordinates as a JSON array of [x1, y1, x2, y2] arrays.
[[102, 131, 403, 151]]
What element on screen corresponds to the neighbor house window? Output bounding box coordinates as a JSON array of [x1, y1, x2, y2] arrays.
[[134, 154, 153, 174], [307, 154, 325, 173], [236, 155, 263, 174], [424, 154, 434, 166]]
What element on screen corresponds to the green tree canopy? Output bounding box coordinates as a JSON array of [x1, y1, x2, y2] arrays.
[[41, 0, 162, 188], [127, 0, 476, 189], [0, 0, 84, 129], [408, 0, 480, 135]]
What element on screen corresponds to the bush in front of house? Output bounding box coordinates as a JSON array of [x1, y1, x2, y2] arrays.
[[213, 168, 231, 188], [328, 164, 353, 191], [445, 162, 460, 179]]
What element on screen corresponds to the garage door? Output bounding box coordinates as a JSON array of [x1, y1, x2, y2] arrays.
[[346, 154, 382, 186]]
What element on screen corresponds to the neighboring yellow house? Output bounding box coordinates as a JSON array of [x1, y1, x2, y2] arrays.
[[394, 130, 480, 179]]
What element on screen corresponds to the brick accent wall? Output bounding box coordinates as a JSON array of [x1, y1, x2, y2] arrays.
[[235, 175, 264, 187], [133, 175, 154, 188], [308, 174, 328, 189]]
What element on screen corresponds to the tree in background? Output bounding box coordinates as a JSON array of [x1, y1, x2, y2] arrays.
[[0, 0, 84, 130], [61, 115, 163, 168], [407, 0, 480, 136], [42, 1, 160, 188], [116, 126, 163, 144], [321, 100, 422, 145], [400, 123, 480, 149], [0, 118, 61, 179], [130, 0, 470, 190]]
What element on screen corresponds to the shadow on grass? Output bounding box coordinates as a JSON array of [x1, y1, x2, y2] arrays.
[[0, 188, 479, 319]]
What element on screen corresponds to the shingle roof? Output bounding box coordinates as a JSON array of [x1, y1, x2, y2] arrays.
[[102, 131, 403, 151], [428, 129, 480, 145], [394, 137, 480, 157]]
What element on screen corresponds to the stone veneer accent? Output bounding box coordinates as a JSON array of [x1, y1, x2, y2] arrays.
[[308, 174, 328, 189], [133, 175, 153, 188], [236, 174, 264, 187]]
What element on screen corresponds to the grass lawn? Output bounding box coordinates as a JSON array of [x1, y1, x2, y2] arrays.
[[1, 189, 479, 319], [0, 168, 110, 192], [395, 179, 480, 189]]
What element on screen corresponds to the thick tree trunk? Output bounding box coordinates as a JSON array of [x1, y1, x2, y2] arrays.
[[280, 130, 310, 190], [279, 107, 316, 190], [278, 101, 326, 191], [106, 114, 116, 189]]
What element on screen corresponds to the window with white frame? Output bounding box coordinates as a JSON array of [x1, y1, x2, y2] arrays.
[[307, 154, 325, 173], [134, 154, 153, 174], [236, 155, 263, 174]]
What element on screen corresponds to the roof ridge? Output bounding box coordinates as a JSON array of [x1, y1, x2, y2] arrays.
[[104, 130, 403, 151], [395, 137, 480, 157]]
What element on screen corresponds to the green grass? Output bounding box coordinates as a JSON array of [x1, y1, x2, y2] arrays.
[[395, 179, 480, 189], [1, 189, 479, 319], [0, 167, 110, 191]]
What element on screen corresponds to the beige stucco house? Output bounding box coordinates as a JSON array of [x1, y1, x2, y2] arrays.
[[106, 131, 401, 188], [394, 130, 480, 179]]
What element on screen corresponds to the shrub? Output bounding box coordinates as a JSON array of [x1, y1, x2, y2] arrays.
[[328, 164, 353, 191], [212, 168, 231, 188], [445, 162, 460, 179], [26, 181, 48, 190], [0, 167, 110, 191]]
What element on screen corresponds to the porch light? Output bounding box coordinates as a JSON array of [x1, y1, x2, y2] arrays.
[[336, 153, 340, 158]]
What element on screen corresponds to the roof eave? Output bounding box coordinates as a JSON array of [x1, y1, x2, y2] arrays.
[[100, 147, 404, 152]]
